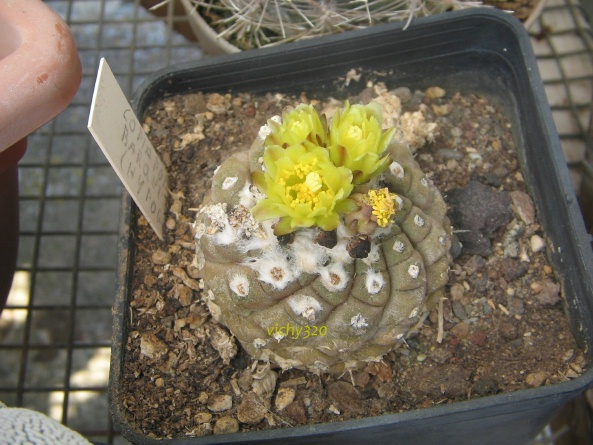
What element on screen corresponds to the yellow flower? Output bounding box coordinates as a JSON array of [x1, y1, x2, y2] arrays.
[[251, 145, 357, 235], [264, 104, 327, 149], [327, 101, 394, 185]]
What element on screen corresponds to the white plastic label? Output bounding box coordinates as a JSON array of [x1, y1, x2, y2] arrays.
[[88, 58, 167, 239]]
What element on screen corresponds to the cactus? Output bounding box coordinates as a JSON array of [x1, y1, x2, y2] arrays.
[[194, 101, 451, 374], [192, 0, 489, 50]]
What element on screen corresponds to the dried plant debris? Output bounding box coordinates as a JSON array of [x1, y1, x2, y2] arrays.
[[121, 77, 585, 439]]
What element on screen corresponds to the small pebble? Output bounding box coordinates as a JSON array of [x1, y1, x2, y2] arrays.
[[446, 159, 460, 170], [151, 249, 171, 265], [417, 364, 468, 398], [535, 280, 561, 306], [376, 382, 397, 399], [392, 86, 412, 102], [464, 255, 487, 274], [499, 321, 518, 340], [166, 218, 176, 230], [327, 404, 340, 415], [195, 412, 212, 424], [207, 394, 233, 412], [198, 392, 209, 404], [506, 296, 524, 315], [450, 283, 465, 302], [509, 190, 535, 225], [178, 286, 193, 306], [439, 147, 463, 159], [366, 361, 392, 382], [451, 321, 470, 339], [482, 303, 493, 315], [237, 392, 267, 424], [140, 332, 167, 361], [425, 86, 446, 99], [562, 349, 575, 362], [470, 330, 488, 347], [530, 234, 546, 253], [450, 127, 463, 138], [431, 104, 450, 116], [525, 372, 547, 387], [565, 369, 580, 379], [350, 371, 371, 388], [328, 381, 364, 415], [274, 387, 296, 411], [196, 423, 213, 436], [213, 416, 239, 435], [452, 301, 468, 320], [284, 399, 307, 424]]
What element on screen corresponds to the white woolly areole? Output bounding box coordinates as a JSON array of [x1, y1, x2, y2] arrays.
[[238, 181, 259, 208], [288, 294, 322, 322], [389, 161, 405, 179], [237, 219, 275, 253], [365, 270, 385, 294], [258, 124, 272, 140], [211, 222, 237, 246], [319, 263, 348, 292], [258, 116, 282, 140], [221, 176, 239, 190], [350, 313, 368, 330], [246, 249, 294, 290], [414, 214, 425, 227], [393, 239, 406, 253], [196, 203, 237, 246], [196, 203, 226, 236], [253, 338, 267, 349], [408, 263, 420, 279], [272, 331, 285, 341], [292, 232, 326, 274], [229, 273, 250, 298]]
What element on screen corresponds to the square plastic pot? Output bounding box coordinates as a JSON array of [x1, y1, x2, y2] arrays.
[[110, 8, 593, 445]]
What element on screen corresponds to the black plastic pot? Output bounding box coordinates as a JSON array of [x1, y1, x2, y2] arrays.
[[110, 8, 593, 445]]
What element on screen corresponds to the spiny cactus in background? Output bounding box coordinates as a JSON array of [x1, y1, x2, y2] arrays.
[[194, 101, 451, 374], [192, 0, 487, 50]]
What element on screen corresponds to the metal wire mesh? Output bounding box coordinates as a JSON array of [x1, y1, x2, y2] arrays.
[[532, 0, 593, 212], [0, 0, 591, 444], [0, 1, 202, 443]]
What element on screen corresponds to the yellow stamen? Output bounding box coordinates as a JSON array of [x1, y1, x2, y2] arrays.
[[367, 188, 398, 227], [281, 160, 324, 209]]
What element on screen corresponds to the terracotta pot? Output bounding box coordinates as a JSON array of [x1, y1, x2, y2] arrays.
[[0, 0, 82, 313]]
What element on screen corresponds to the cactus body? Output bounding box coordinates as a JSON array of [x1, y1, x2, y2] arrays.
[[194, 103, 451, 374]]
